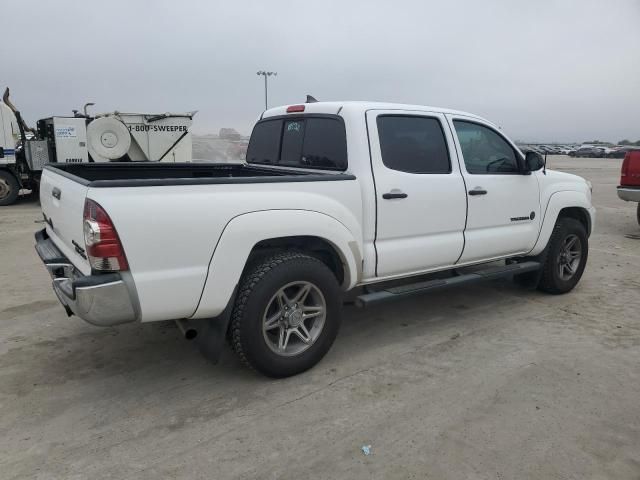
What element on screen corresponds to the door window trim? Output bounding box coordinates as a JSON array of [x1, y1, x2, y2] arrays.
[[452, 118, 525, 175]]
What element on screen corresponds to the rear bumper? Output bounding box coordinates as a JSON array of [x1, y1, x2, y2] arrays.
[[35, 229, 138, 326], [617, 186, 640, 202]]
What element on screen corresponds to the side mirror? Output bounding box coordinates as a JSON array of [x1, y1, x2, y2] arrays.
[[524, 151, 545, 173]]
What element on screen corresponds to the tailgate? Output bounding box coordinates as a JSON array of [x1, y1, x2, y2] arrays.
[[40, 167, 92, 275]]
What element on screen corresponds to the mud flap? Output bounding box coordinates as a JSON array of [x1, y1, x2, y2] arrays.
[[194, 286, 237, 364], [512, 250, 547, 289]]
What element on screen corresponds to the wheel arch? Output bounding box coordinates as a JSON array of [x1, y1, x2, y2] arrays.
[[247, 236, 347, 286], [529, 190, 594, 256], [558, 206, 591, 235], [191, 209, 362, 319]]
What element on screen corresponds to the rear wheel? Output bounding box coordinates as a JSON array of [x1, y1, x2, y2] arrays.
[[0, 170, 19, 206], [538, 217, 588, 294], [636, 203, 640, 227], [229, 252, 342, 377]]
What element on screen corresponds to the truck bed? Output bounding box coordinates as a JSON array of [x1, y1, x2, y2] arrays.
[[45, 162, 355, 188]]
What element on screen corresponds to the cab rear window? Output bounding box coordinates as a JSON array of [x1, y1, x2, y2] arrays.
[[246, 116, 347, 170]]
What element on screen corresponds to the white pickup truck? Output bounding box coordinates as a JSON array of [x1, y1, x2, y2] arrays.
[[36, 101, 595, 377]]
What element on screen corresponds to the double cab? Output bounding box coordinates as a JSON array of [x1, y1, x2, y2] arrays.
[[36, 101, 595, 377]]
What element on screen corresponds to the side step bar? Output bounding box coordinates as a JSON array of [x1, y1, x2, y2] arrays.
[[355, 261, 541, 308]]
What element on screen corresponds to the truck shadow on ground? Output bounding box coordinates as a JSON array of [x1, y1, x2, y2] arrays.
[[1, 278, 541, 396]]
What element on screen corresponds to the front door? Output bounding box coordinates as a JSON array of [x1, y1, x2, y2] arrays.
[[448, 116, 541, 263], [367, 110, 467, 278]]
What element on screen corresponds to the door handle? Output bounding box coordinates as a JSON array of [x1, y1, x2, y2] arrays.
[[468, 188, 487, 196], [52, 187, 61, 200], [382, 191, 408, 200]]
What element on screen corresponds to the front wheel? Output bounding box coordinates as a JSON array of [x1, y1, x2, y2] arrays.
[[229, 252, 342, 377], [0, 170, 20, 206], [538, 217, 588, 294]]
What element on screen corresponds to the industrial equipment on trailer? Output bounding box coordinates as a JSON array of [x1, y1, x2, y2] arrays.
[[0, 87, 196, 205]]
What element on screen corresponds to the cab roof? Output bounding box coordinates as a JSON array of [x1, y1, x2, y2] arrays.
[[262, 101, 490, 124]]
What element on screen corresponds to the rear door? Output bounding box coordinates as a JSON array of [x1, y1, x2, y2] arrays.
[[40, 168, 92, 274], [448, 116, 541, 263], [367, 110, 467, 278]]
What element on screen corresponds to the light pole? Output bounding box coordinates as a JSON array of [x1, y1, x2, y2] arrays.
[[256, 70, 277, 110]]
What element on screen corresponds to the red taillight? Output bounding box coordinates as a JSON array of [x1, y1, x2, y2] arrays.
[[83, 199, 128, 271], [622, 151, 640, 187], [620, 153, 631, 186], [286, 105, 305, 113]]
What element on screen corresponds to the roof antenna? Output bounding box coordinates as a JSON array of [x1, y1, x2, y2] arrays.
[[306, 95, 318, 103]]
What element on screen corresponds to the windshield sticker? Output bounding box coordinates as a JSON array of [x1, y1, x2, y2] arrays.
[[287, 122, 302, 132]]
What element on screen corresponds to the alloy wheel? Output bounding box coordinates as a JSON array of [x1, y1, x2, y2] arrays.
[[262, 281, 326, 357], [557, 234, 582, 281]]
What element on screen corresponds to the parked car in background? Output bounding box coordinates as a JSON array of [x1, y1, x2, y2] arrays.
[[575, 147, 603, 158], [617, 150, 640, 225], [530, 146, 547, 155], [599, 147, 616, 157], [538, 145, 554, 154], [609, 147, 635, 159]]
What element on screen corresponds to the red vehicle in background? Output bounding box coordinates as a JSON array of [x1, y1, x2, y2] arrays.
[[617, 150, 640, 225]]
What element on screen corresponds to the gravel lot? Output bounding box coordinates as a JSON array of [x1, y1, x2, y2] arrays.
[[1, 156, 639, 479]]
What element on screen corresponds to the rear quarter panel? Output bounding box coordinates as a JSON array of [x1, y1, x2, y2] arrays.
[[88, 179, 363, 322]]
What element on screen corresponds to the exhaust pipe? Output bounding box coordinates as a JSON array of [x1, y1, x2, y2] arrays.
[[2, 87, 36, 135], [175, 319, 198, 340]]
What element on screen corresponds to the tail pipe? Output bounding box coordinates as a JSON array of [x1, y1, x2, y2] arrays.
[[175, 319, 198, 340]]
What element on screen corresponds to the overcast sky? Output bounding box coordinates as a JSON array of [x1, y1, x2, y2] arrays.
[[3, 0, 639, 142]]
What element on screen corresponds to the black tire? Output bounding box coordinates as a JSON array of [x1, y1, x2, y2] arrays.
[[636, 203, 640, 227], [229, 252, 342, 377], [537, 217, 588, 294], [0, 170, 20, 206]]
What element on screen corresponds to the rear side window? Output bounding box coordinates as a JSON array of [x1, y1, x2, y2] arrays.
[[301, 118, 348, 169], [246, 117, 347, 170], [376, 115, 451, 174]]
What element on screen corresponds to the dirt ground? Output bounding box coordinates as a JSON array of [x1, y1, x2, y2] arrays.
[[1, 156, 639, 479]]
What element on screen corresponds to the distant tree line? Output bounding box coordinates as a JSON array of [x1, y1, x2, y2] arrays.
[[617, 139, 640, 146], [584, 139, 640, 146]]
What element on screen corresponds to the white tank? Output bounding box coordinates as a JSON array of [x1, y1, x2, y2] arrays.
[[87, 111, 196, 162], [0, 102, 19, 155]]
